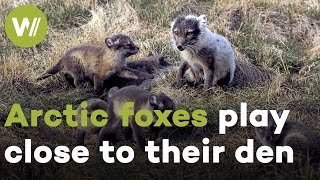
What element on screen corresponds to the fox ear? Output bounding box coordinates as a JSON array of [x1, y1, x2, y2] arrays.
[[170, 20, 176, 29], [149, 94, 159, 106], [105, 38, 113, 48], [277, 110, 284, 117], [198, 14, 207, 24], [149, 94, 165, 109]]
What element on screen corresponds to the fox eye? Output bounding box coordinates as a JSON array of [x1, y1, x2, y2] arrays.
[[174, 30, 179, 35]]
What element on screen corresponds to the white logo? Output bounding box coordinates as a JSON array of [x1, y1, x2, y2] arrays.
[[11, 17, 41, 37]]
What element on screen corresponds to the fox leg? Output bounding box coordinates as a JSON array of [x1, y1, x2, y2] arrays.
[[172, 61, 190, 88]]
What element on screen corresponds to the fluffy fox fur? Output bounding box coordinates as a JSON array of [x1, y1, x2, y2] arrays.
[[255, 111, 320, 163], [102, 53, 170, 91], [75, 98, 110, 146], [171, 14, 236, 90], [37, 34, 152, 93], [96, 85, 176, 151]]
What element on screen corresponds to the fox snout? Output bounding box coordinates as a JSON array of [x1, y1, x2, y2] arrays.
[[133, 46, 139, 53], [128, 46, 139, 56], [174, 37, 187, 51], [175, 41, 185, 51], [176, 45, 184, 51]]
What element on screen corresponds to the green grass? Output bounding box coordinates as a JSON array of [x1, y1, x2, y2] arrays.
[[39, 0, 92, 30]]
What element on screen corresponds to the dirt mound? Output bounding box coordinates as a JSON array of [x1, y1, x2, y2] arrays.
[[231, 59, 274, 87]]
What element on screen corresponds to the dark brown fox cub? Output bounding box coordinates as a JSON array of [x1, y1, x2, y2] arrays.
[[75, 87, 120, 146], [37, 34, 152, 93], [97, 85, 176, 151], [126, 53, 170, 74], [75, 99, 109, 146], [102, 53, 170, 91], [255, 111, 320, 163]]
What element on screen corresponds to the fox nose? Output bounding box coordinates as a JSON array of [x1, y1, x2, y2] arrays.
[[177, 45, 184, 51]]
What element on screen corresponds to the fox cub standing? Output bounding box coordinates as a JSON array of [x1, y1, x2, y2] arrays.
[[255, 111, 320, 162], [37, 34, 152, 93], [171, 15, 235, 90], [97, 85, 176, 151]]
